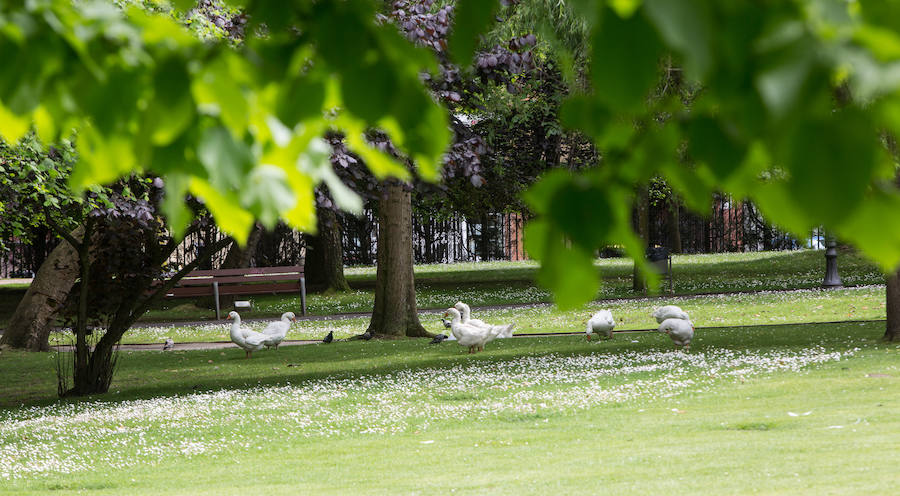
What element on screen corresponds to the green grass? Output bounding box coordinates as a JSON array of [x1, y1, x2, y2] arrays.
[[97, 285, 888, 345], [1, 321, 898, 494], [79, 249, 897, 323], [0, 250, 885, 327]]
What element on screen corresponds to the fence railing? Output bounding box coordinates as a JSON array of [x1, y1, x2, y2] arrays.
[[1, 195, 814, 277]]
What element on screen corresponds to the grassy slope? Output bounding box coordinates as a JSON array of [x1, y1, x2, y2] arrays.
[[1, 322, 898, 495]]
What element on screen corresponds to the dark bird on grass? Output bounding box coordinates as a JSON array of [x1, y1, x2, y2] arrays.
[[323, 331, 334, 344], [361, 330, 374, 341], [429, 334, 449, 344], [440, 318, 452, 329], [163, 338, 174, 351]]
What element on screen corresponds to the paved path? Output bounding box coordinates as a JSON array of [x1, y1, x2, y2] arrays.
[[47, 318, 886, 352]]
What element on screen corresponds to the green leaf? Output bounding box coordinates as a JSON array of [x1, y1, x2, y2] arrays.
[[242, 165, 296, 229], [559, 95, 610, 136], [687, 116, 746, 182], [644, 0, 713, 79], [188, 177, 253, 245], [0, 101, 30, 143], [781, 110, 878, 225], [755, 30, 821, 120], [277, 76, 326, 128], [147, 57, 194, 146], [522, 169, 576, 215], [168, 0, 196, 12], [192, 56, 248, 138], [523, 218, 551, 261], [335, 115, 410, 180], [659, 163, 716, 212], [546, 177, 612, 249], [161, 172, 192, 239], [343, 60, 396, 122], [388, 78, 451, 181], [525, 219, 599, 310], [837, 187, 900, 272], [608, 0, 642, 18], [197, 126, 253, 189], [448, 0, 498, 68], [592, 6, 663, 112], [69, 126, 137, 191]]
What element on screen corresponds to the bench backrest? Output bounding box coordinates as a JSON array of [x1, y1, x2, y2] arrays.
[[175, 266, 304, 286]]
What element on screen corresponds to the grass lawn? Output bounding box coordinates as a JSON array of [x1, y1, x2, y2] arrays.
[[1, 249, 880, 327], [100, 285, 888, 345], [2, 321, 898, 494], [147, 249, 885, 321]]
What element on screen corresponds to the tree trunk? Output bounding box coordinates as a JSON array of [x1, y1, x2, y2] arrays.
[[62, 234, 233, 397], [1, 226, 84, 351], [221, 223, 263, 269], [304, 208, 350, 292], [633, 185, 649, 292], [366, 183, 430, 338], [667, 201, 682, 254], [886, 267, 900, 341]]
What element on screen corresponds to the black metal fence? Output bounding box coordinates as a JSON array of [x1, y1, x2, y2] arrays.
[[647, 195, 800, 254], [340, 210, 525, 265], [1, 195, 811, 277]]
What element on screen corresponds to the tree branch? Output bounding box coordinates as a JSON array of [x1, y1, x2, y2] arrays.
[[43, 207, 83, 251]]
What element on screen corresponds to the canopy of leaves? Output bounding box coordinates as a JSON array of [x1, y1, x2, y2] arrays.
[[0, 134, 109, 250], [5, 0, 900, 311], [519, 0, 900, 308], [0, 0, 452, 244]]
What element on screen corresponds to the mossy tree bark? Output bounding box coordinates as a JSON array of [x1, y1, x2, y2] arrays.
[[366, 183, 430, 338]]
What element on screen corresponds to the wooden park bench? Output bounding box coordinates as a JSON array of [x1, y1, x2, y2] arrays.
[[166, 266, 307, 320]]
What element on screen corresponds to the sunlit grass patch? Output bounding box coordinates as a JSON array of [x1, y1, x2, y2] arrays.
[[1, 321, 898, 494]]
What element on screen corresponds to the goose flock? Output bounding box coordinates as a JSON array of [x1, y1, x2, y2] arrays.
[[224, 300, 694, 359], [583, 304, 694, 350], [441, 301, 515, 354], [227, 311, 297, 358]]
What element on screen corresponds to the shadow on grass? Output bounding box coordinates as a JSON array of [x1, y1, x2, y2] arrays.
[[1, 320, 884, 411]]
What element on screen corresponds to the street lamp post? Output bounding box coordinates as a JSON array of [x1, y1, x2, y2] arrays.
[[822, 232, 842, 288]]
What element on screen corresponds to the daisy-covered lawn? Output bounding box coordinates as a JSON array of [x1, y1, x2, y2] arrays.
[[125, 249, 884, 324], [2, 320, 898, 495], [83, 285, 888, 345]]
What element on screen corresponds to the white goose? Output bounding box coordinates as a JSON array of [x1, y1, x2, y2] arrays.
[[261, 311, 296, 350], [652, 305, 690, 323], [658, 318, 694, 351], [585, 309, 615, 341], [444, 308, 502, 353], [453, 301, 515, 339], [227, 311, 268, 358]]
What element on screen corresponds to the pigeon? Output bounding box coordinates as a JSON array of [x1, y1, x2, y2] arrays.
[[429, 334, 449, 344], [163, 338, 174, 351], [360, 330, 374, 341], [322, 331, 334, 344], [440, 318, 452, 329]]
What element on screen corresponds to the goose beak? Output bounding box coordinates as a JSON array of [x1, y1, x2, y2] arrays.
[[225, 315, 232, 320], [292, 317, 297, 322]]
